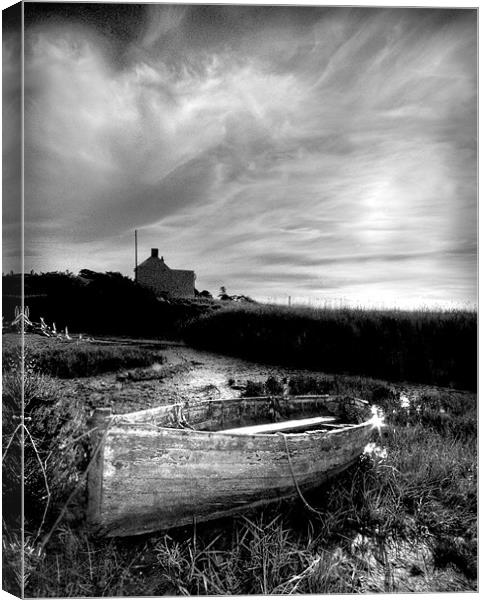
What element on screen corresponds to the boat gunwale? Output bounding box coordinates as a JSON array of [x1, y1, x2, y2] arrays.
[[99, 395, 373, 440], [105, 418, 375, 440], [106, 410, 375, 440], [107, 393, 370, 420]]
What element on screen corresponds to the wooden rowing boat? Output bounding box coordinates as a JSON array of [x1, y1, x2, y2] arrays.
[[87, 395, 375, 537]]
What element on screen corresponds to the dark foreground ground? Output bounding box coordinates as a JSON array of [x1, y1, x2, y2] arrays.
[[2, 334, 477, 595]]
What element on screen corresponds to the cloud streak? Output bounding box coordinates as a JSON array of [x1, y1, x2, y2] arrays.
[[4, 5, 476, 308]]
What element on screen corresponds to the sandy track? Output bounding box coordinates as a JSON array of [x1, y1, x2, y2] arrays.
[[43, 337, 475, 415]]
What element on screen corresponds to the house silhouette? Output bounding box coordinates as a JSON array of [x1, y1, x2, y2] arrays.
[[136, 249, 195, 298]]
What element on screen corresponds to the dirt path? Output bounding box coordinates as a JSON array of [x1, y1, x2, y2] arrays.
[[58, 342, 304, 413], [52, 338, 474, 415]]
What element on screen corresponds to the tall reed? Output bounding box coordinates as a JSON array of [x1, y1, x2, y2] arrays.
[[184, 303, 477, 390]]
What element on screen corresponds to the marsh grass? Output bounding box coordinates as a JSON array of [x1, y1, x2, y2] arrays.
[[2, 346, 93, 594], [184, 303, 477, 390], [4, 360, 477, 596], [3, 342, 166, 379]]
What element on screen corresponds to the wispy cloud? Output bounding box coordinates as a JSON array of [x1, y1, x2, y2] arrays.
[[4, 6, 476, 307], [3, 6, 22, 272]]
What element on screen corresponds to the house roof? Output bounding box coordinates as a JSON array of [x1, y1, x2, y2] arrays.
[[137, 255, 170, 270]]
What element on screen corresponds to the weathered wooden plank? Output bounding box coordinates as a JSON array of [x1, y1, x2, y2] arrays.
[[220, 416, 337, 434], [86, 407, 112, 528], [104, 421, 371, 452], [98, 429, 369, 526], [100, 453, 363, 537]]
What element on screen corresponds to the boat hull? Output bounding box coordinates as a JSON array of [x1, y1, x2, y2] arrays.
[[87, 396, 374, 537]]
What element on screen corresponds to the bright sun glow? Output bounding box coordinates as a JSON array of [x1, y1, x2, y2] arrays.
[[370, 405, 385, 434]]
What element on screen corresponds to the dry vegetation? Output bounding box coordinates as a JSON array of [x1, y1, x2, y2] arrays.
[[184, 303, 477, 390], [2, 335, 477, 596], [3, 342, 166, 379]]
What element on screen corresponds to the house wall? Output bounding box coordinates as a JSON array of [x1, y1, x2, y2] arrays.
[[163, 269, 195, 297], [137, 261, 195, 297]]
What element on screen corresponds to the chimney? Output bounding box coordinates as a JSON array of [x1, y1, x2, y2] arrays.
[[151, 248, 159, 258]]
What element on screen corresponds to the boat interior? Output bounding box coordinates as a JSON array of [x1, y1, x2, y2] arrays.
[[115, 396, 371, 435]]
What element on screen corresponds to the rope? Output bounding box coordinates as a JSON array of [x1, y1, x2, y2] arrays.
[[281, 433, 327, 517], [174, 404, 194, 430]]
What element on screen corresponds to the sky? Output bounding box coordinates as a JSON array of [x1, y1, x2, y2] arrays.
[[2, 4, 477, 308]]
